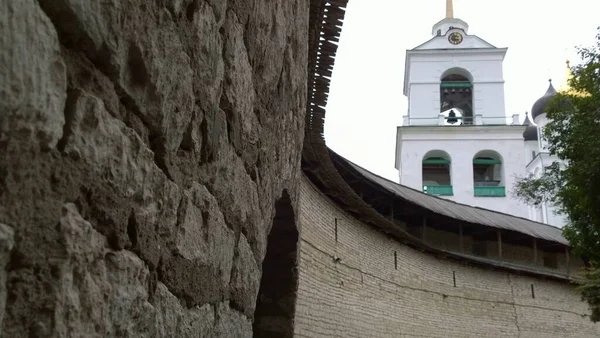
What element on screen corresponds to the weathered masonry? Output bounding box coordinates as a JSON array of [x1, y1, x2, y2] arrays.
[[1, 0, 308, 336], [2, 0, 599, 337], [294, 174, 598, 337]]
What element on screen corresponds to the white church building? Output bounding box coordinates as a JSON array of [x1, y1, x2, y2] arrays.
[[395, 0, 567, 227]]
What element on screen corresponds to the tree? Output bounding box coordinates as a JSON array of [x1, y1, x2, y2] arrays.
[[514, 27, 600, 321]]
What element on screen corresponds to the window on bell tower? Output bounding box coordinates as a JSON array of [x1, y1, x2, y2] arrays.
[[472, 150, 505, 197], [440, 71, 473, 125], [422, 150, 453, 196]]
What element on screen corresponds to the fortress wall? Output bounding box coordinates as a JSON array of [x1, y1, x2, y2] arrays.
[[295, 176, 599, 338], [0, 1, 308, 336]]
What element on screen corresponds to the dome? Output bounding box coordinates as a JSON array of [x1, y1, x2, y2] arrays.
[[531, 81, 557, 120], [522, 113, 538, 141]]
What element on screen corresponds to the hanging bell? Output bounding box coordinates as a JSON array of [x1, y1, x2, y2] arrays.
[[447, 109, 458, 124]]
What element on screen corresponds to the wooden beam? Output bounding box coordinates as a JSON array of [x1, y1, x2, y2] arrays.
[[389, 208, 415, 217], [497, 230, 503, 258], [565, 246, 570, 276], [389, 201, 394, 221], [470, 228, 495, 237], [533, 238, 538, 265], [459, 223, 464, 253], [422, 216, 427, 242]]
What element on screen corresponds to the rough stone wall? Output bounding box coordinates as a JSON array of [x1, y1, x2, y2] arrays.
[[295, 176, 600, 338], [0, 0, 307, 336]]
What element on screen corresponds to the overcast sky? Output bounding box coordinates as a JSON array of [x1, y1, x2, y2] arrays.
[[324, 0, 600, 181]]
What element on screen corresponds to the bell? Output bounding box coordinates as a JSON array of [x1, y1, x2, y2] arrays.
[[447, 109, 458, 124]]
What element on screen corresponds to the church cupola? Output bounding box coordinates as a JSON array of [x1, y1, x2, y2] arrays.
[[531, 80, 557, 122], [531, 80, 560, 151], [522, 113, 538, 141], [432, 0, 469, 36]]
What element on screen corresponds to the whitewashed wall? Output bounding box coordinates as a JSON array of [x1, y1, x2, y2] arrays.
[[405, 50, 507, 125], [396, 126, 528, 217]]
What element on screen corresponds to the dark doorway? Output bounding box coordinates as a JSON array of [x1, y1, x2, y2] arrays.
[[253, 190, 299, 338]]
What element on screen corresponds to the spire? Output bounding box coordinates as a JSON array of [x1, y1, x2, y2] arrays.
[[431, 0, 468, 36], [446, 0, 454, 18], [522, 112, 531, 126], [547, 79, 557, 95], [563, 59, 573, 89]]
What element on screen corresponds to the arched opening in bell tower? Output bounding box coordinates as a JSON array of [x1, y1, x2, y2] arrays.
[[422, 150, 453, 196], [472, 150, 505, 197], [440, 68, 473, 125]]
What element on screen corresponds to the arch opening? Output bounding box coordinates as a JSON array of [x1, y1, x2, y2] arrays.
[[253, 190, 299, 338], [473, 150, 505, 197], [440, 68, 474, 125], [422, 150, 453, 196]]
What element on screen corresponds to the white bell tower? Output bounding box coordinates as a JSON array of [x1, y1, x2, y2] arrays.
[[395, 0, 529, 218], [403, 0, 509, 126]]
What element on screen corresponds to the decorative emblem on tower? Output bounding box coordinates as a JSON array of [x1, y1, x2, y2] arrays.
[[448, 32, 463, 45]]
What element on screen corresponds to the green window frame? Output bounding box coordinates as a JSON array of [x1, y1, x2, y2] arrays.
[[472, 159, 502, 165], [440, 81, 473, 88], [422, 159, 451, 165]]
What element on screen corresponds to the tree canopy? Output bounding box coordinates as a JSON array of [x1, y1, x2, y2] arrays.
[[514, 27, 600, 321]]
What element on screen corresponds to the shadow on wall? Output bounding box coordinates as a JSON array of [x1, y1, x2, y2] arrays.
[[253, 190, 299, 338]]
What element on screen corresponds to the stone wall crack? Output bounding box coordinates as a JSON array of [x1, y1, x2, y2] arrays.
[[56, 89, 81, 152], [508, 274, 523, 337]]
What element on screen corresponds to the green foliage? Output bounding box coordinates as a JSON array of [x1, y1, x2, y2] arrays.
[[579, 267, 600, 322], [514, 27, 600, 321], [513, 163, 562, 207]]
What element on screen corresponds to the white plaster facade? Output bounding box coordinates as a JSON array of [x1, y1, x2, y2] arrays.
[[403, 40, 508, 126], [524, 111, 568, 226], [525, 153, 567, 226], [395, 125, 529, 217]]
